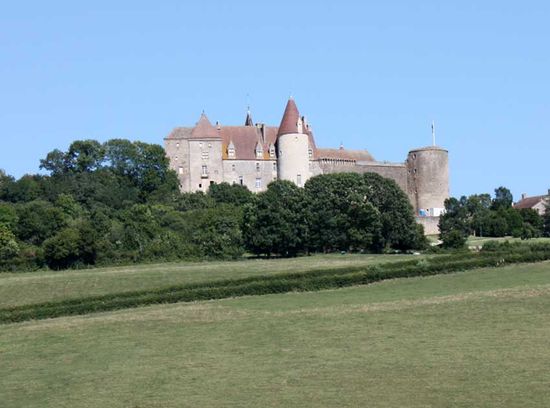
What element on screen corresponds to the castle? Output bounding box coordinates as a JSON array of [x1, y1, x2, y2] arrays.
[[164, 98, 449, 233]]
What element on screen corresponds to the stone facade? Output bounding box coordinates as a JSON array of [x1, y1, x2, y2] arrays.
[[164, 98, 450, 229]]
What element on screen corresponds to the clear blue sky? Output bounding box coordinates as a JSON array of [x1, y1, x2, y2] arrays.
[[1, 1, 549, 199]]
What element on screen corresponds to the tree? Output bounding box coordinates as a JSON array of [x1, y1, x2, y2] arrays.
[[186, 205, 245, 259], [0, 223, 19, 261], [208, 182, 254, 207], [304, 173, 383, 252], [14, 200, 67, 245], [43, 228, 82, 269], [439, 197, 469, 248], [492, 186, 513, 210], [0, 202, 18, 228], [361, 173, 421, 250], [518, 208, 543, 236], [242, 180, 308, 257]]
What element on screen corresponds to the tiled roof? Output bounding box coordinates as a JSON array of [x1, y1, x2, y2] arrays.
[[165, 127, 193, 140], [278, 98, 301, 136], [514, 195, 548, 209], [316, 148, 375, 162], [219, 126, 273, 160], [190, 113, 220, 139]]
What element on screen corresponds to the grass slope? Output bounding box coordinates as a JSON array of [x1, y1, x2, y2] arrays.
[[1, 261, 550, 407], [0, 254, 420, 308]]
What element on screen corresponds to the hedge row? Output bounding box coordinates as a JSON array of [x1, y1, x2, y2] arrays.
[[2, 247, 550, 324]]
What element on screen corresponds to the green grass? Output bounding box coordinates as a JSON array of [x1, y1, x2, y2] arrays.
[[1, 261, 550, 407], [0, 253, 421, 308], [466, 236, 550, 247]]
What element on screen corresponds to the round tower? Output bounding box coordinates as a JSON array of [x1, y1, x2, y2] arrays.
[[407, 146, 449, 216], [276, 98, 311, 187]]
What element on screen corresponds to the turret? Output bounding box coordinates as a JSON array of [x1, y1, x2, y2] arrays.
[[407, 146, 449, 216], [276, 98, 311, 187]]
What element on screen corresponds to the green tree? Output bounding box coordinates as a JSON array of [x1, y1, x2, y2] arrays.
[[208, 182, 255, 207], [304, 173, 382, 252], [43, 228, 82, 269], [0, 223, 19, 261], [14, 200, 67, 245], [518, 208, 543, 236], [186, 205, 245, 259], [361, 173, 421, 250], [491, 186, 513, 210], [439, 197, 469, 248], [0, 202, 18, 228], [242, 180, 308, 257]]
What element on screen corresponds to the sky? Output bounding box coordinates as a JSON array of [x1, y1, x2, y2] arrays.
[[1, 1, 549, 200]]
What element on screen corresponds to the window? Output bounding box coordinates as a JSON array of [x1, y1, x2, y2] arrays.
[[239, 176, 243, 185], [178, 166, 183, 175], [176, 142, 180, 148], [199, 143, 203, 148], [201, 165, 208, 175], [272, 162, 277, 171], [198, 183, 202, 188], [255, 178, 262, 189], [228, 147, 235, 158], [297, 174, 302, 186], [201, 151, 209, 159], [231, 164, 236, 171], [175, 156, 178, 161], [269, 146, 276, 158], [208, 143, 212, 148], [308, 148, 313, 159], [256, 162, 261, 172]]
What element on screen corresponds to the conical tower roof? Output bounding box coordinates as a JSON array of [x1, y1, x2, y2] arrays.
[[191, 112, 220, 139], [277, 97, 301, 136]]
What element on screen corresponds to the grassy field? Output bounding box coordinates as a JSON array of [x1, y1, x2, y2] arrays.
[[1, 261, 550, 407], [0, 253, 422, 308], [466, 236, 550, 247]]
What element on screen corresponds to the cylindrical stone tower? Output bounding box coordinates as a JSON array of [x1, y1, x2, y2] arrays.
[[407, 146, 449, 216], [276, 98, 310, 187]]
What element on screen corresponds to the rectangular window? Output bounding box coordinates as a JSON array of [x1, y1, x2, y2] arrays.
[[272, 162, 277, 171], [201, 151, 209, 159], [297, 174, 302, 186], [239, 176, 243, 185], [231, 164, 236, 171], [256, 162, 261, 172], [178, 166, 183, 175], [201, 165, 208, 175], [255, 178, 262, 189]]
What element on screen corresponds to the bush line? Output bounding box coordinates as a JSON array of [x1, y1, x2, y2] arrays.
[[2, 247, 550, 324]]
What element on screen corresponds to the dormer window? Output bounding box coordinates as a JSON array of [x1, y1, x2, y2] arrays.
[[308, 147, 313, 159], [255, 144, 263, 159], [269, 144, 276, 158], [228, 142, 236, 159]]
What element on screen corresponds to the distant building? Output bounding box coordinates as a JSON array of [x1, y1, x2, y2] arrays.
[[514, 191, 550, 215], [164, 98, 450, 233]]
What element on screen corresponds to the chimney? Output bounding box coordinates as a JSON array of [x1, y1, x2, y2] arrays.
[[521, 193, 527, 200]]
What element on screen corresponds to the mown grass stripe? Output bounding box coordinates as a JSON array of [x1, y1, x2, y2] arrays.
[[1, 248, 550, 324]]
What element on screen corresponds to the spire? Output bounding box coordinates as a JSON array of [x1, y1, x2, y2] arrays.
[[191, 112, 220, 139], [244, 106, 254, 126], [431, 120, 436, 146], [277, 97, 301, 136]]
